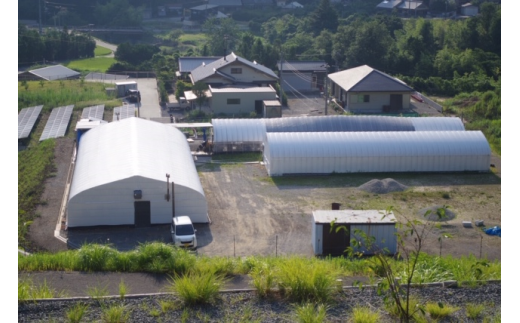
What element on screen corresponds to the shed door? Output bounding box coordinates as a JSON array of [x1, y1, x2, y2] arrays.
[[322, 223, 350, 256], [390, 94, 403, 110], [255, 100, 263, 115], [134, 201, 151, 227]]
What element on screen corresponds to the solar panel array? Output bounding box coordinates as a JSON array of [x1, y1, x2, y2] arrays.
[[81, 105, 105, 120], [39, 105, 74, 141], [18, 105, 43, 139], [112, 105, 136, 121]]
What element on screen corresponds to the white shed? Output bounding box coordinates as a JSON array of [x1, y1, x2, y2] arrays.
[[312, 210, 397, 256], [115, 81, 138, 98], [264, 131, 491, 176], [67, 117, 208, 227]]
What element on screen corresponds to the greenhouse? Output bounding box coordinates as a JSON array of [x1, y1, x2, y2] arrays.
[[211, 116, 465, 152], [264, 131, 491, 176]]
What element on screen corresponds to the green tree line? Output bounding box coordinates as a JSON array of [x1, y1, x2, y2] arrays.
[[18, 24, 96, 65]]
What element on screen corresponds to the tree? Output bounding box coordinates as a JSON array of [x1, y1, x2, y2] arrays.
[[202, 18, 240, 56], [192, 82, 209, 111], [308, 0, 338, 35], [334, 206, 450, 323]]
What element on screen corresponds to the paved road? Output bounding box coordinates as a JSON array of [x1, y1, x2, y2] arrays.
[[93, 38, 117, 57]]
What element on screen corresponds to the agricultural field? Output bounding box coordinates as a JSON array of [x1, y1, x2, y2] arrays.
[[65, 57, 115, 73]]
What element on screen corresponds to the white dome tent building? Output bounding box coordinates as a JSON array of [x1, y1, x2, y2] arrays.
[[66, 117, 208, 228], [263, 131, 491, 176]]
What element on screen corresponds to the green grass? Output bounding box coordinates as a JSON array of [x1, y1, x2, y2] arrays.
[[466, 302, 486, 319], [425, 302, 459, 320], [94, 45, 112, 56], [65, 57, 115, 73], [178, 33, 208, 47], [293, 303, 328, 323], [18, 278, 65, 301], [101, 304, 131, 323], [169, 272, 225, 306], [351, 306, 381, 323], [65, 302, 89, 323], [212, 152, 263, 163], [18, 79, 121, 112], [18, 140, 55, 248]]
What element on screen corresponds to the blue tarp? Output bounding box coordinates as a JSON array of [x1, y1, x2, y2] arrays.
[[484, 226, 501, 237]]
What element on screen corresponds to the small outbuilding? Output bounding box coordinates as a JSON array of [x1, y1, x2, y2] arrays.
[[18, 64, 80, 82], [312, 210, 397, 256], [115, 81, 138, 98], [67, 117, 208, 227]]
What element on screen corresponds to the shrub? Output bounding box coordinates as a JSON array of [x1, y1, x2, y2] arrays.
[[250, 263, 276, 298], [466, 302, 485, 319], [101, 304, 131, 323], [293, 303, 328, 323], [425, 302, 459, 320], [351, 306, 381, 323], [76, 244, 118, 271], [169, 272, 225, 306], [66, 302, 89, 323]]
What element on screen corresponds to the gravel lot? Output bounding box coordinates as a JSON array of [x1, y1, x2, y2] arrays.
[[18, 282, 501, 322]]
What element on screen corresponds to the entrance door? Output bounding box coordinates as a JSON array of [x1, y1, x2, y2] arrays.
[[134, 201, 151, 227], [322, 223, 349, 256], [390, 94, 403, 110], [255, 100, 263, 115]]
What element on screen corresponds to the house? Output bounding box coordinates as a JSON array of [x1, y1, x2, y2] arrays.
[[243, 0, 274, 8], [209, 85, 278, 115], [376, 0, 428, 16], [189, 52, 279, 87], [186, 4, 219, 22], [282, 1, 304, 9], [277, 60, 327, 93], [461, 2, 478, 16], [18, 64, 81, 82], [67, 117, 209, 227], [177, 56, 222, 80], [208, 0, 243, 12], [327, 65, 415, 113]]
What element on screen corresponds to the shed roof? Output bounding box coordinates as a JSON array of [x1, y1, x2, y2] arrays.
[[278, 61, 327, 72], [69, 117, 204, 201], [209, 85, 276, 93], [28, 64, 80, 81], [190, 52, 278, 83], [208, 0, 243, 6], [178, 57, 221, 73], [313, 210, 397, 224], [328, 65, 413, 92], [190, 4, 219, 10], [376, 0, 401, 9]]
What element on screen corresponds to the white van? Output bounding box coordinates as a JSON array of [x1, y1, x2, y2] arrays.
[[171, 216, 197, 249]]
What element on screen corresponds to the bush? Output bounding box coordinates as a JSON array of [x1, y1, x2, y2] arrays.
[[169, 272, 225, 306]]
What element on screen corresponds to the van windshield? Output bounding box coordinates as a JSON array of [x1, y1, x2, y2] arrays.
[[176, 224, 194, 235]]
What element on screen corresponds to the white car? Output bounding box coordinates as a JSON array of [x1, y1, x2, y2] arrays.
[[171, 216, 197, 249]]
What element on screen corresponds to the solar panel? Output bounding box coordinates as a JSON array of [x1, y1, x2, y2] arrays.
[[39, 105, 74, 141], [18, 105, 43, 139], [81, 105, 105, 120], [112, 105, 136, 122]]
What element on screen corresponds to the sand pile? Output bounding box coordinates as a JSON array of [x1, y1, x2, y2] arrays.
[[358, 178, 408, 194]]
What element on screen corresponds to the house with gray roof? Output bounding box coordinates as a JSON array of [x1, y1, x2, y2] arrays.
[[189, 52, 278, 87], [277, 60, 327, 93], [208, 0, 243, 12], [376, 0, 428, 16], [180, 53, 280, 115], [327, 65, 415, 113], [18, 64, 81, 82], [177, 57, 221, 79]]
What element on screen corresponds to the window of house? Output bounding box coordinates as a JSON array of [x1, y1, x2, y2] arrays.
[[227, 98, 240, 105], [357, 94, 370, 103], [231, 68, 242, 74]]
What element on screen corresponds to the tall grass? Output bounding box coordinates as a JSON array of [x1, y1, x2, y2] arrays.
[[18, 80, 120, 111], [276, 256, 339, 303], [293, 303, 328, 323], [169, 272, 225, 306], [18, 278, 64, 301], [77, 244, 118, 271], [66, 302, 89, 323], [250, 263, 276, 298], [18, 139, 55, 247], [351, 306, 381, 323], [101, 304, 131, 323], [425, 302, 459, 320]]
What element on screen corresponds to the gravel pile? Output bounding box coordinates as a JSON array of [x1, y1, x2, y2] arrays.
[[18, 282, 501, 322], [358, 178, 408, 194]]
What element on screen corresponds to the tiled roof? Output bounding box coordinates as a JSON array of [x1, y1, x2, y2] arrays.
[[328, 65, 414, 92], [277, 61, 327, 72], [178, 57, 221, 73], [190, 52, 278, 83]]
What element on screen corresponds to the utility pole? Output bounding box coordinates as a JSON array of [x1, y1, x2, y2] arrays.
[[39, 0, 42, 34], [279, 51, 285, 105], [324, 64, 330, 115]]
